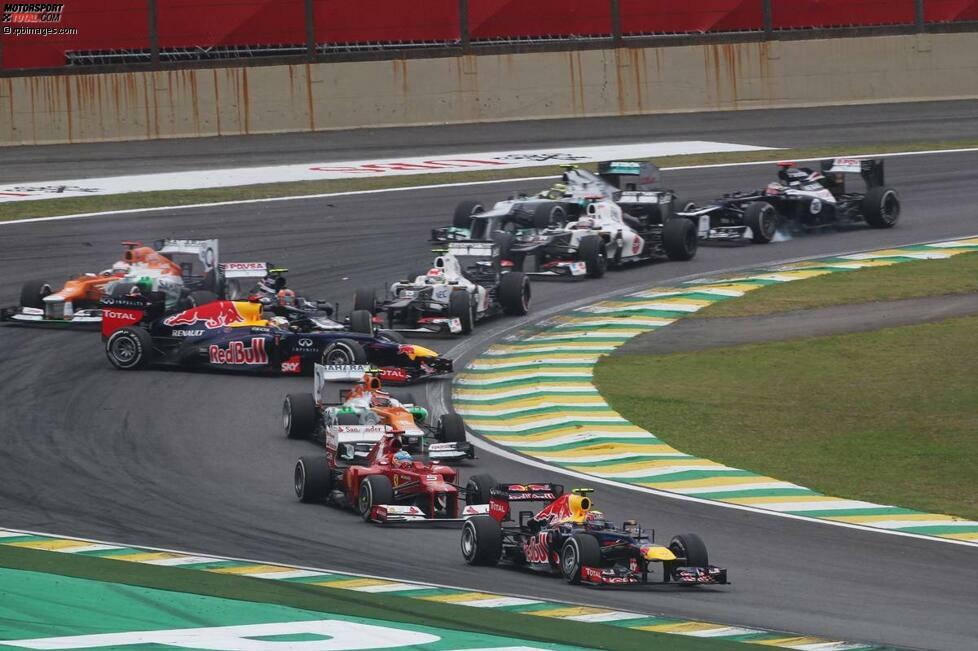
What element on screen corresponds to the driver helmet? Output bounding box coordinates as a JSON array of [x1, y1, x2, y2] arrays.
[[541, 183, 567, 200], [268, 316, 290, 330], [111, 261, 131, 275], [426, 268, 444, 280], [277, 289, 296, 307], [394, 450, 412, 463]]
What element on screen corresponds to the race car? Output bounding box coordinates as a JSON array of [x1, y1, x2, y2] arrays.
[[460, 479, 728, 586], [678, 158, 900, 243], [283, 365, 473, 463], [431, 162, 698, 275], [2, 239, 222, 328], [292, 376, 484, 524], [99, 289, 452, 383], [353, 242, 530, 336]]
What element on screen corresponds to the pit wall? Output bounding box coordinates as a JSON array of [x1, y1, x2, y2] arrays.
[[2, 32, 977, 146]]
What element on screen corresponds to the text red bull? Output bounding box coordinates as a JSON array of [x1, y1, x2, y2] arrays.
[[164, 301, 244, 329], [209, 338, 268, 366]]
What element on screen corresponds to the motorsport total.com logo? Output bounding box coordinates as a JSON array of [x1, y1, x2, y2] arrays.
[[1, 2, 63, 23]]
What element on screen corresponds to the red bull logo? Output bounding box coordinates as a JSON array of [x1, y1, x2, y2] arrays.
[[164, 301, 244, 329], [209, 338, 268, 366]]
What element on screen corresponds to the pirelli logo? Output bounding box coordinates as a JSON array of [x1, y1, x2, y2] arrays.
[[2, 3, 64, 23]]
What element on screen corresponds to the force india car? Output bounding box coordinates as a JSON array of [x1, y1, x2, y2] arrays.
[[99, 291, 452, 383], [431, 162, 698, 277], [352, 242, 530, 336], [1, 239, 223, 328], [460, 479, 728, 586], [292, 371, 484, 524], [283, 365, 473, 462], [677, 158, 900, 243]]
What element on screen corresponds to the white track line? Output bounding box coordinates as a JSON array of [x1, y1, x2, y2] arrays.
[[4, 145, 978, 227], [430, 237, 978, 550]]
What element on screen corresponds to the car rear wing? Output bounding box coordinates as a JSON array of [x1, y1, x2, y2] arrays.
[[313, 363, 373, 402], [597, 161, 661, 191], [820, 158, 885, 188], [368, 503, 489, 525], [219, 262, 270, 279], [489, 483, 564, 502]]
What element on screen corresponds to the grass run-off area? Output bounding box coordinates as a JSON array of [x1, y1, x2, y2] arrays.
[[596, 255, 978, 521], [696, 250, 978, 318], [2, 138, 978, 222]]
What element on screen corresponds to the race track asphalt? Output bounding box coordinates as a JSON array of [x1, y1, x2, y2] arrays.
[[1, 145, 978, 649], [2, 99, 977, 182]]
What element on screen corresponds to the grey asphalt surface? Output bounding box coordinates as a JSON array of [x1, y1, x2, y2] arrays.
[[1, 99, 977, 182], [1, 149, 977, 649], [615, 293, 978, 355]]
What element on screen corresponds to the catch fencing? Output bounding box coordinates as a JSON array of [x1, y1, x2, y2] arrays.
[[1, 0, 976, 70]]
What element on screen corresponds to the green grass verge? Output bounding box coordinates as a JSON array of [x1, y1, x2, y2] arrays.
[[0, 545, 745, 651], [596, 315, 978, 520], [3, 138, 978, 222], [697, 252, 978, 318]]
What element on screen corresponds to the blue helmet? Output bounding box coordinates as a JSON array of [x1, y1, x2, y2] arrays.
[[394, 450, 412, 463]]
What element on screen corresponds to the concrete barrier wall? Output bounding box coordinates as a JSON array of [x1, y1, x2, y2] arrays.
[[2, 33, 977, 146]]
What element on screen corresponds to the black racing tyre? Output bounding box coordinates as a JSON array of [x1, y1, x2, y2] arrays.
[[669, 533, 709, 569], [453, 200, 484, 229], [358, 475, 395, 521], [560, 533, 602, 584], [188, 290, 219, 307], [862, 187, 900, 228], [743, 202, 779, 243], [105, 327, 154, 370], [353, 288, 377, 313], [448, 290, 474, 335], [492, 231, 515, 263], [283, 393, 318, 439], [465, 473, 497, 505], [682, 201, 699, 212], [533, 202, 566, 230], [461, 515, 502, 566], [295, 456, 332, 503], [498, 271, 530, 316], [320, 339, 368, 365], [439, 413, 467, 443], [349, 309, 374, 335], [377, 329, 406, 344], [662, 218, 698, 261], [336, 412, 360, 425], [20, 280, 52, 309], [577, 235, 607, 279]]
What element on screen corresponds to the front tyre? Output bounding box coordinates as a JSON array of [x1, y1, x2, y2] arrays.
[[454, 200, 484, 229], [448, 290, 474, 335], [578, 235, 607, 278], [465, 473, 497, 505], [498, 272, 530, 316], [862, 187, 900, 228], [461, 515, 502, 565], [560, 533, 602, 584], [438, 413, 467, 443], [358, 475, 395, 521], [20, 280, 52, 309], [105, 327, 154, 370], [743, 202, 779, 243], [666, 532, 710, 582]]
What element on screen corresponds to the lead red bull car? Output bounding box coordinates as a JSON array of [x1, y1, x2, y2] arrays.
[[460, 478, 728, 587], [98, 290, 452, 383]]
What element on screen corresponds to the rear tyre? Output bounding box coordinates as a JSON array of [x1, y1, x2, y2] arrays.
[[349, 309, 374, 335], [20, 280, 52, 309], [663, 218, 698, 260], [295, 456, 332, 503], [862, 187, 900, 228], [358, 475, 395, 521], [188, 289, 219, 307], [461, 515, 502, 566], [560, 533, 602, 584], [465, 473, 497, 505], [377, 329, 405, 344], [744, 202, 779, 243], [578, 235, 606, 278], [498, 272, 530, 316], [283, 393, 318, 439], [439, 414, 467, 443], [448, 291, 474, 335], [321, 339, 368, 365], [454, 200, 484, 229], [353, 288, 377, 313], [105, 327, 154, 370]]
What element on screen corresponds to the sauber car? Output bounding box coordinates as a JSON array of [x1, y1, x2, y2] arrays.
[[353, 242, 530, 336], [292, 375, 484, 524], [678, 158, 900, 243], [460, 479, 728, 586], [2, 239, 222, 328], [98, 290, 452, 383], [283, 366, 473, 462]]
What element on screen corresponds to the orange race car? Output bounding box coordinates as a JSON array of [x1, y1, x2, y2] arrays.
[[2, 239, 221, 328]]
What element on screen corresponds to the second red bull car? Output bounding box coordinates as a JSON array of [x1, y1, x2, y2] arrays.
[[98, 290, 452, 383]]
